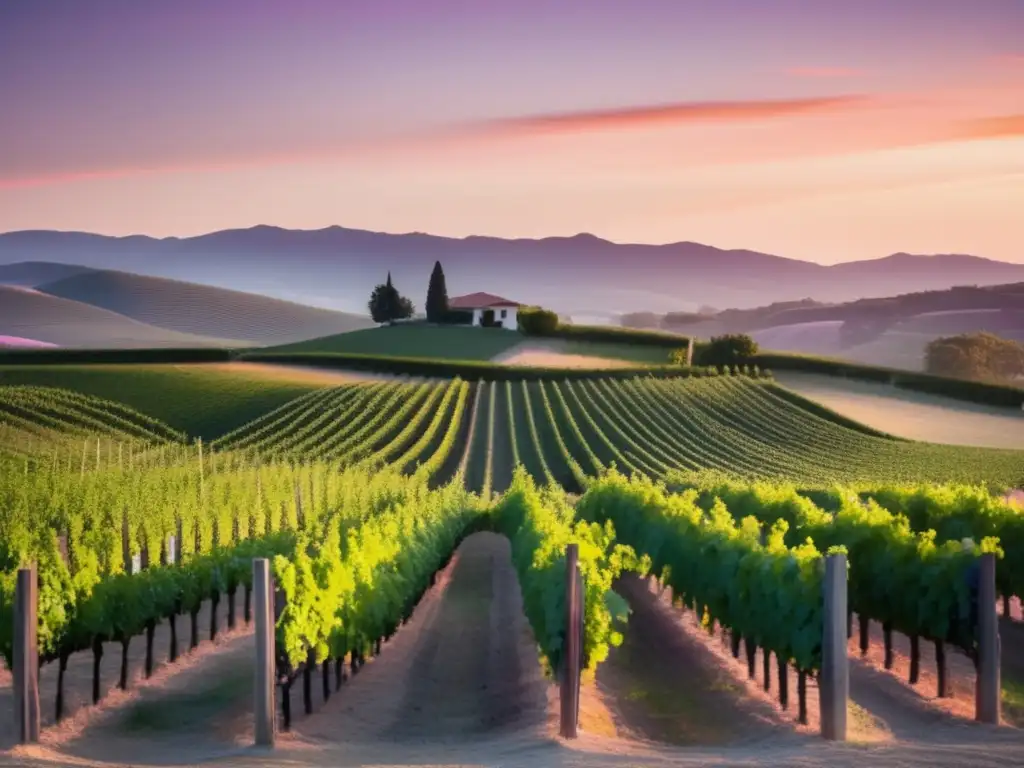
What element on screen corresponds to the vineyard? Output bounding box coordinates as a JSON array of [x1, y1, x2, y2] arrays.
[[0, 368, 1023, 767], [204, 374, 1024, 489]]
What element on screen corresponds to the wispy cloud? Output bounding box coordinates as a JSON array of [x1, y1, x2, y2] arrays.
[[785, 66, 864, 79], [954, 114, 1024, 140], [461, 95, 871, 137]]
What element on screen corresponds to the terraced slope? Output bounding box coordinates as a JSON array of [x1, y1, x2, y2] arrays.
[[0, 286, 238, 348], [0, 364, 323, 439], [212, 375, 1024, 489], [39, 269, 374, 346], [0, 385, 183, 460]]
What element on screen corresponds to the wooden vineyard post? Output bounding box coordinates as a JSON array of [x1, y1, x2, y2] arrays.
[[685, 337, 694, 366], [13, 565, 40, 743], [253, 558, 276, 747], [976, 552, 1000, 724], [560, 544, 581, 739], [820, 553, 848, 741]]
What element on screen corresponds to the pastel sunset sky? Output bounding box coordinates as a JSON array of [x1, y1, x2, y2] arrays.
[[1, 0, 1022, 263]]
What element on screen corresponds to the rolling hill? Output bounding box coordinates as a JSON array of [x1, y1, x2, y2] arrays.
[[35, 268, 375, 346], [0, 286, 243, 348], [2, 226, 1023, 319], [629, 282, 1024, 371]]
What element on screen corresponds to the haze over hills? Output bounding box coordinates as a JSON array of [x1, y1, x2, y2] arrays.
[[37, 269, 375, 346], [1, 226, 1023, 319], [627, 282, 1024, 371], [0, 266, 374, 348], [0, 285, 243, 349]]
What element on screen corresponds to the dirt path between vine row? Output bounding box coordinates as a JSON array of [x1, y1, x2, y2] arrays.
[[587, 575, 806, 747], [12, 532, 552, 766], [0, 594, 248, 752], [6, 538, 1024, 768]]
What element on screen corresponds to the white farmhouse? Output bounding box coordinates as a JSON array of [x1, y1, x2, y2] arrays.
[[449, 292, 521, 331]]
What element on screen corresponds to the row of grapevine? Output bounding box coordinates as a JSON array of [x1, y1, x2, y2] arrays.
[[811, 483, 1024, 618], [270, 468, 479, 726], [573, 470, 830, 720], [0, 386, 184, 445], [489, 468, 649, 673], [662, 474, 1005, 695], [0, 457, 463, 717], [9, 372, 1024, 488], [462, 382, 493, 496], [410, 380, 473, 482], [531, 382, 588, 492]]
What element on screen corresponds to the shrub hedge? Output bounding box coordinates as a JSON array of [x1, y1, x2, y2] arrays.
[[750, 352, 1024, 409], [543, 323, 699, 349], [0, 347, 237, 365], [242, 351, 761, 382]]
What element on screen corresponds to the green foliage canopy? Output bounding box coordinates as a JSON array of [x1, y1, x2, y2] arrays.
[[368, 272, 415, 324], [925, 332, 1024, 383], [697, 334, 759, 367]]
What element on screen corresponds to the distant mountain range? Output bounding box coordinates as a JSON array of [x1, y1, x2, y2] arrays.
[[1, 226, 1023, 318]]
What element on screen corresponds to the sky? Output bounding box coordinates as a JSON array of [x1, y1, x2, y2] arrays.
[[0, 0, 1022, 264]]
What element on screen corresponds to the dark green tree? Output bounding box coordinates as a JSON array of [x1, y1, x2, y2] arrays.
[[696, 334, 759, 367], [425, 261, 449, 323], [368, 272, 415, 324], [517, 306, 559, 335]]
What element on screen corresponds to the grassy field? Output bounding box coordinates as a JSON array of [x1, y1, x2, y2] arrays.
[[209, 375, 1024, 488], [266, 325, 677, 368], [4, 363, 1022, 484], [0, 364, 321, 439], [264, 324, 527, 359], [491, 339, 673, 368], [776, 372, 1024, 449], [560, 339, 673, 364]]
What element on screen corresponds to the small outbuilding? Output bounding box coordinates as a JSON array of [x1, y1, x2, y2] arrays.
[[449, 292, 521, 331]]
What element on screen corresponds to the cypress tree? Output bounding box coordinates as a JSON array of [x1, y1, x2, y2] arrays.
[[425, 261, 449, 323], [385, 272, 396, 320]]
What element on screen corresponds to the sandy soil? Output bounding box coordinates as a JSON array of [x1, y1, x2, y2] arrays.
[[193, 362, 425, 385], [0, 594, 249, 752], [775, 372, 1024, 449], [587, 576, 807, 748], [6, 539, 1024, 768], [491, 340, 640, 369]]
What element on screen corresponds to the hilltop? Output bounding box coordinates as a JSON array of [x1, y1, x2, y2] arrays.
[[1, 226, 1022, 319]]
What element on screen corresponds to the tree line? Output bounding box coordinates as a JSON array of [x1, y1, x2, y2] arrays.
[[367, 262, 454, 325]]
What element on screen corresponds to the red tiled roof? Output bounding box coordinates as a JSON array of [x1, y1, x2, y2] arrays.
[[449, 292, 521, 309]]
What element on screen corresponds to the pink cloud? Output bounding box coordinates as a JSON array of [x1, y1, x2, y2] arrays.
[[954, 113, 1024, 140], [463, 95, 871, 137]]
